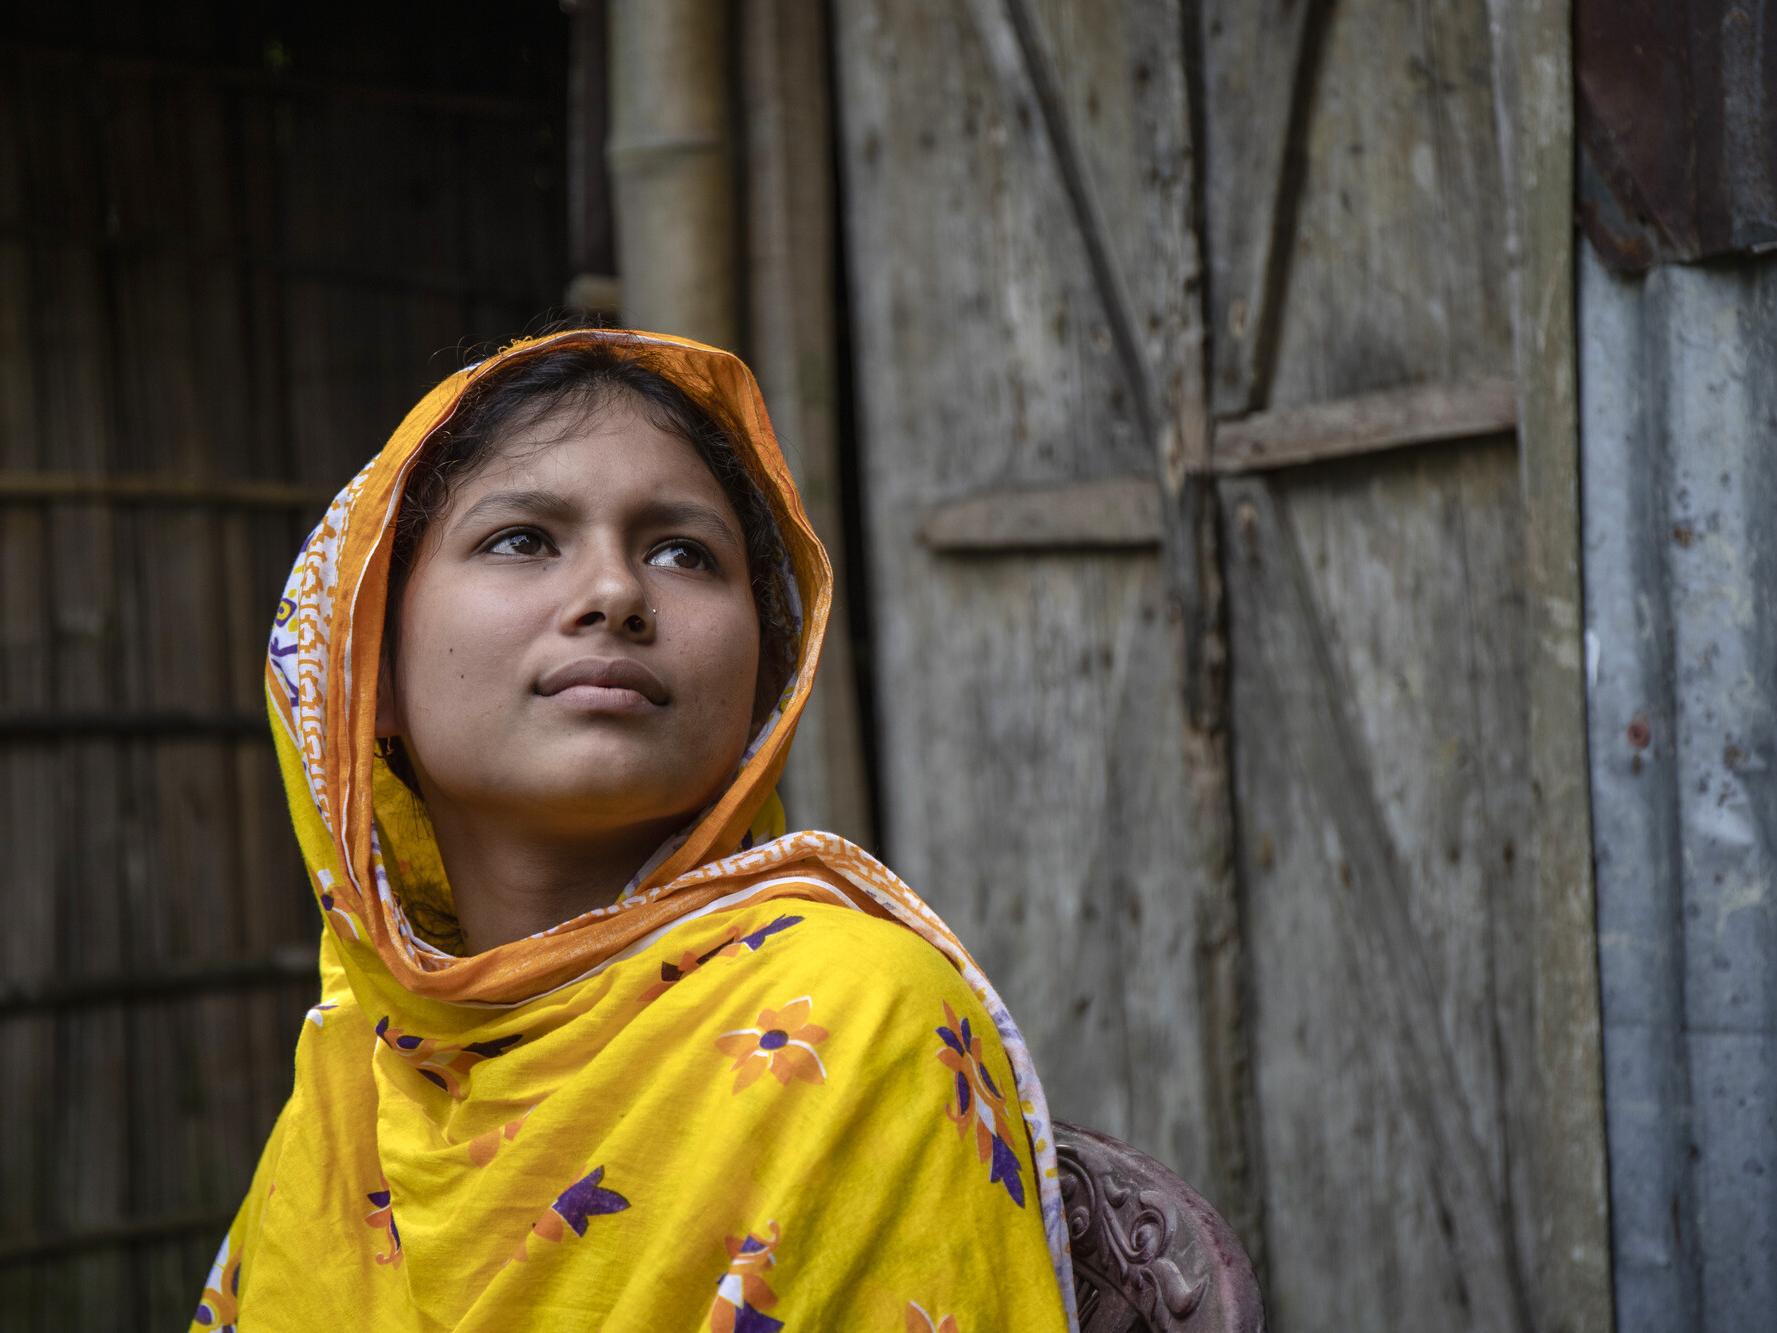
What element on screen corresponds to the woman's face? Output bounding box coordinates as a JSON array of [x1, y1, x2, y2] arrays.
[[377, 395, 764, 842]]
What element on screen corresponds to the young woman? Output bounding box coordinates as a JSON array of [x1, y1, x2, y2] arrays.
[[191, 329, 1078, 1331]]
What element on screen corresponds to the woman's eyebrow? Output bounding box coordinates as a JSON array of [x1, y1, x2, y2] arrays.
[[450, 489, 743, 545], [451, 487, 579, 531], [634, 497, 744, 544]]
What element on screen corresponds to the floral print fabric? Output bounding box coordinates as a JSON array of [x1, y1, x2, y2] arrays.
[[193, 902, 1066, 1329], [715, 996, 830, 1091]]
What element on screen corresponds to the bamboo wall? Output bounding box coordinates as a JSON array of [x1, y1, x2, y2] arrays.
[[0, 5, 569, 1324]]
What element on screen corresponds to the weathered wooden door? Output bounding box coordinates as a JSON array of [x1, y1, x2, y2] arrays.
[[835, 1, 1606, 1328]]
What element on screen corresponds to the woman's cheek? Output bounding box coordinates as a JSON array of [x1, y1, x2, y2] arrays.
[[403, 582, 524, 735], [671, 620, 752, 741]]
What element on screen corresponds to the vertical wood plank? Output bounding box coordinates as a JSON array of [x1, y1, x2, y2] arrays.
[[1224, 445, 1533, 1332], [1200, 0, 1323, 418], [964, 0, 1260, 1254], [1487, 2, 1614, 1329], [835, 0, 1233, 1204], [1260, 0, 1514, 410], [0, 42, 53, 1319], [1206, 0, 1540, 1326], [740, 0, 876, 848]]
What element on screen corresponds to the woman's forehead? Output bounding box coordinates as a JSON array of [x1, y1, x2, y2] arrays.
[[436, 403, 742, 539], [459, 396, 730, 499]]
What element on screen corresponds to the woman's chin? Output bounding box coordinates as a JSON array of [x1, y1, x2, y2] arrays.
[[420, 730, 744, 838], [497, 766, 715, 834]]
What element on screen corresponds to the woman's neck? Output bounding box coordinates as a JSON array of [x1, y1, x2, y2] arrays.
[[423, 798, 684, 954]]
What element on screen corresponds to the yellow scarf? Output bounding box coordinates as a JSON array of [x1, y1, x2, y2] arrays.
[[191, 330, 1076, 1331]]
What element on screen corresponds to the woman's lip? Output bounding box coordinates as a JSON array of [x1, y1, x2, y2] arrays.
[[536, 655, 669, 704], [544, 683, 658, 715]]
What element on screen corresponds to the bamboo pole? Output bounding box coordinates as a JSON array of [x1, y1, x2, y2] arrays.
[[606, 0, 738, 348]]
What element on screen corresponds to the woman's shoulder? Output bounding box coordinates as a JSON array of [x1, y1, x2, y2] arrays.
[[641, 894, 986, 1025], [774, 896, 967, 974]]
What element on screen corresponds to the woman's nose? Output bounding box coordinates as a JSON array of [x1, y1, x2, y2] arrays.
[[558, 547, 654, 639]]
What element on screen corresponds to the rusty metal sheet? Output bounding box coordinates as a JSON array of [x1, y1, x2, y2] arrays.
[[1580, 239, 1777, 1333], [1577, 0, 1777, 270]]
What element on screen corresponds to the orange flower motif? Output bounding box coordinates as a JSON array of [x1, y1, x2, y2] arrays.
[[935, 999, 1025, 1206], [906, 1303, 961, 1333], [364, 1179, 402, 1266], [190, 1237, 240, 1329], [709, 1221, 783, 1332], [467, 1108, 533, 1166], [314, 869, 364, 942], [641, 943, 741, 1002], [714, 996, 829, 1092]]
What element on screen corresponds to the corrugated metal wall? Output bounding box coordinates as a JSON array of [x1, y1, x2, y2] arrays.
[[1580, 240, 1777, 1333]]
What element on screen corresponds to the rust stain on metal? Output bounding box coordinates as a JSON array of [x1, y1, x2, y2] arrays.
[[1578, 0, 1777, 270]]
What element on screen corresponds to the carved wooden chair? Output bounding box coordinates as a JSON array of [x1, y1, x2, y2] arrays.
[[1055, 1122, 1265, 1332]]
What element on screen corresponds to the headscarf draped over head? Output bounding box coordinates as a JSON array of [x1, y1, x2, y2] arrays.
[[197, 330, 1077, 1332]]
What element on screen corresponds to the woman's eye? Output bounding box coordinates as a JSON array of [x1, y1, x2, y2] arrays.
[[485, 528, 551, 557], [645, 540, 711, 571]]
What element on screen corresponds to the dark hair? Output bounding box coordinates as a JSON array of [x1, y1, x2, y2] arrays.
[[380, 339, 798, 794]]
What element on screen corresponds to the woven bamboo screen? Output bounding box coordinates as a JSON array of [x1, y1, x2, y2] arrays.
[[0, 4, 571, 1323]]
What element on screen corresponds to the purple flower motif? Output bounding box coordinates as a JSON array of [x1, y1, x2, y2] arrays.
[[641, 915, 806, 1002], [734, 1308, 785, 1333], [552, 1165, 631, 1237], [977, 1057, 1003, 1102], [990, 1133, 1026, 1207], [516, 1163, 632, 1260], [373, 1017, 523, 1099], [739, 914, 803, 951]]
